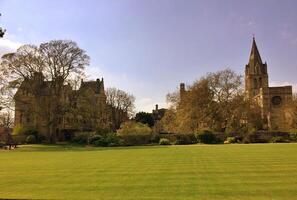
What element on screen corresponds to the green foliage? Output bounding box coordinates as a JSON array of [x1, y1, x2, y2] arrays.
[[12, 125, 41, 144], [26, 135, 37, 144], [270, 136, 289, 143], [289, 132, 297, 142], [72, 132, 92, 145], [159, 138, 171, 145], [224, 137, 237, 144], [90, 133, 120, 147], [243, 131, 291, 144], [117, 121, 153, 145], [135, 112, 155, 127], [174, 133, 198, 145], [196, 130, 218, 144]]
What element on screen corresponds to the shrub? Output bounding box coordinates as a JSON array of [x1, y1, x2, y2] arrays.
[[270, 136, 289, 143], [159, 138, 170, 145], [196, 130, 218, 144], [174, 134, 197, 145], [90, 133, 120, 147], [243, 131, 291, 143], [89, 135, 103, 145], [105, 133, 120, 147], [224, 137, 237, 144], [117, 121, 153, 146], [289, 132, 297, 142], [26, 135, 37, 144], [72, 132, 92, 144], [12, 125, 40, 144]]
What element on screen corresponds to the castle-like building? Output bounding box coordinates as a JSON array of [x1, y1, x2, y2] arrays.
[[245, 38, 292, 131], [14, 73, 124, 141]]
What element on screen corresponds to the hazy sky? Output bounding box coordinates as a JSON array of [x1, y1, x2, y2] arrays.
[[1, 0, 297, 112]]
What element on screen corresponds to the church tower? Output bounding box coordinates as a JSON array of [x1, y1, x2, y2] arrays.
[[245, 37, 270, 126], [245, 37, 269, 99]]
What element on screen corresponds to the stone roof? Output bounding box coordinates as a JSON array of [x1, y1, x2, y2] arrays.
[[248, 37, 263, 67]]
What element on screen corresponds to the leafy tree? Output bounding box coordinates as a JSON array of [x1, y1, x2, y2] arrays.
[[117, 121, 153, 145], [134, 112, 154, 127], [164, 68, 263, 134]]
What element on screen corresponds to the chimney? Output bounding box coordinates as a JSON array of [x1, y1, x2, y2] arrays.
[[155, 104, 159, 111], [180, 83, 186, 103], [180, 83, 185, 93]]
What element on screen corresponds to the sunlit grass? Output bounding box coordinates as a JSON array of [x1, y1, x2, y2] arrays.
[[0, 143, 297, 199]]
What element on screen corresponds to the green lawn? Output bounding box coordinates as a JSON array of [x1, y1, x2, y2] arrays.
[[0, 144, 297, 200]]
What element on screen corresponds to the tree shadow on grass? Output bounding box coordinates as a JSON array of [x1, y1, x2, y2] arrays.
[[13, 143, 171, 152]]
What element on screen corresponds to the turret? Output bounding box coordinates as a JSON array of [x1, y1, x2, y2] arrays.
[[180, 83, 186, 103]]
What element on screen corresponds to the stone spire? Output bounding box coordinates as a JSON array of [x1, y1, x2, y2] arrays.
[[248, 37, 263, 67]]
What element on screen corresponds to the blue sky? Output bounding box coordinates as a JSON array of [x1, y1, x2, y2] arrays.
[[1, 0, 297, 112]]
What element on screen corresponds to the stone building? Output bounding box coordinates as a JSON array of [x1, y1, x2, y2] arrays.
[[152, 104, 167, 121], [178, 38, 293, 131], [245, 37, 293, 131], [14, 72, 111, 140]]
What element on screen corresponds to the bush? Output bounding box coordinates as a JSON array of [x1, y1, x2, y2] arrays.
[[243, 131, 291, 143], [26, 135, 37, 144], [159, 138, 170, 145], [174, 134, 197, 145], [224, 137, 237, 144], [90, 133, 120, 147], [289, 132, 297, 142], [12, 125, 40, 144], [72, 132, 92, 144], [270, 136, 289, 143], [117, 121, 153, 146], [196, 130, 218, 144], [89, 135, 103, 145]]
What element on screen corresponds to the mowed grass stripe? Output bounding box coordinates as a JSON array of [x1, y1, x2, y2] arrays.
[[0, 143, 296, 200]]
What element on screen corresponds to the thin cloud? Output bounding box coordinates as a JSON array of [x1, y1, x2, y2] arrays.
[[0, 38, 22, 57], [136, 97, 167, 113]]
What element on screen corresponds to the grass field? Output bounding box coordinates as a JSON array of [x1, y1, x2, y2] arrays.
[[0, 144, 297, 200]]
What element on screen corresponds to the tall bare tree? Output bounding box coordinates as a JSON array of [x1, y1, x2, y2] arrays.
[[106, 87, 135, 118], [106, 87, 135, 130]]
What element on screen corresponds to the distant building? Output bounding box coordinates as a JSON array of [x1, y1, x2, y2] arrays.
[[152, 104, 167, 121]]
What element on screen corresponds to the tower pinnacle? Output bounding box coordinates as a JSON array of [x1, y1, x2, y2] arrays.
[[249, 37, 263, 67]]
